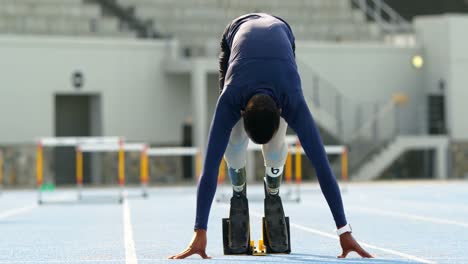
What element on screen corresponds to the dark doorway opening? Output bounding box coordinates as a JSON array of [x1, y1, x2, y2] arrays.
[[428, 95, 447, 135], [54, 95, 101, 185]]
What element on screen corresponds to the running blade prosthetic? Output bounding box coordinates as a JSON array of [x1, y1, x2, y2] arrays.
[[263, 181, 291, 254], [222, 188, 251, 254]]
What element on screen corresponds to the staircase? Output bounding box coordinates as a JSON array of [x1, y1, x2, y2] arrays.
[[350, 0, 412, 34], [352, 135, 449, 181], [306, 102, 342, 141], [298, 60, 382, 144], [90, 0, 159, 38]]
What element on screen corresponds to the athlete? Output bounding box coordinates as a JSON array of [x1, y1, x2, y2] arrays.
[[169, 13, 373, 259]]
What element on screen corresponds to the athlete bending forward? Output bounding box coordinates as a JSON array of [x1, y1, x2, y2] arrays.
[[169, 13, 373, 259]]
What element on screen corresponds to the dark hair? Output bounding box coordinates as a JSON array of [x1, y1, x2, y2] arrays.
[[243, 94, 280, 144]]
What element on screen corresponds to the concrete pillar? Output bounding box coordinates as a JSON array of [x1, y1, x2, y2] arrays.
[[436, 144, 448, 180], [191, 60, 208, 156]]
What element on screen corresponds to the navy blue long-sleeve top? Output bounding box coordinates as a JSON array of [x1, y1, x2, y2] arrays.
[[194, 13, 347, 230]]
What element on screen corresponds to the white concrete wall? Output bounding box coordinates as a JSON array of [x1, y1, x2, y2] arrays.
[[296, 42, 425, 137], [448, 16, 468, 141], [0, 36, 440, 145], [414, 17, 450, 95], [0, 36, 191, 144], [415, 15, 468, 140]]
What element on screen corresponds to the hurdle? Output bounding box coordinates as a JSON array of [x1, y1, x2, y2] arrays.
[[290, 136, 349, 201], [36, 137, 121, 204], [215, 135, 348, 203], [78, 141, 149, 202], [146, 147, 201, 182]]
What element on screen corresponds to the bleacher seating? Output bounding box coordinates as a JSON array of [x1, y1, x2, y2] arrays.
[[0, 0, 134, 37], [0, 0, 384, 51], [117, 0, 383, 55]]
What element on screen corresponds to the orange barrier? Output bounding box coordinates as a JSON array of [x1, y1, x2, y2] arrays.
[[295, 140, 302, 184], [285, 152, 292, 183], [218, 159, 226, 184], [118, 140, 125, 186], [341, 148, 348, 182], [196, 152, 202, 180], [76, 147, 83, 200], [140, 146, 149, 184], [76, 147, 83, 186], [36, 143, 43, 187], [140, 145, 149, 198], [36, 143, 44, 204]]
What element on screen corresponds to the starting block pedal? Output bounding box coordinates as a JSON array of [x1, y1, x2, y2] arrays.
[[250, 239, 267, 256]]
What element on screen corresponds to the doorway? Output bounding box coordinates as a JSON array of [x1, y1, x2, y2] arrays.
[[54, 95, 101, 185], [428, 94, 446, 135]]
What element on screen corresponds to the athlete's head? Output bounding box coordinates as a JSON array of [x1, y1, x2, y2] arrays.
[[242, 94, 281, 144]]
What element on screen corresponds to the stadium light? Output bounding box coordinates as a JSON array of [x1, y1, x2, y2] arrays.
[[412, 55, 424, 69]]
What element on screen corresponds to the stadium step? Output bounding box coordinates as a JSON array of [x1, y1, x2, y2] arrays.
[[352, 136, 449, 181]]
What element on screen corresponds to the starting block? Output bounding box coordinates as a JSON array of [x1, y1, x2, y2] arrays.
[[223, 217, 289, 256]]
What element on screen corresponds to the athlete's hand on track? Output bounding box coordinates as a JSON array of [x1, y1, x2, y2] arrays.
[[338, 232, 373, 258], [168, 229, 211, 259]]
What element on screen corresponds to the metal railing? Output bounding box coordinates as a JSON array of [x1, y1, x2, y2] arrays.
[[298, 61, 406, 175], [91, 0, 161, 38], [346, 99, 400, 173], [298, 61, 382, 143], [351, 0, 413, 34]]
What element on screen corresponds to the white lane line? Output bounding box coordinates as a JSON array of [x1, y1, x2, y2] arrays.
[[348, 206, 468, 228], [0, 204, 37, 220], [250, 211, 435, 264], [354, 194, 468, 212], [0, 260, 125, 263], [123, 194, 138, 264], [289, 223, 436, 264], [42, 193, 77, 203]]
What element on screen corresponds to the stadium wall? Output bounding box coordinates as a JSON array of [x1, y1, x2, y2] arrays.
[[0, 36, 188, 145], [415, 14, 468, 178], [1, 16, 466, 183], [415, 15, 468, 141], [296, 42, 425, 137], [0, 37, 428, 146]]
